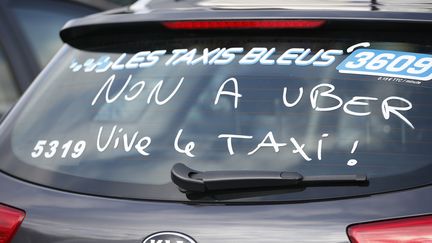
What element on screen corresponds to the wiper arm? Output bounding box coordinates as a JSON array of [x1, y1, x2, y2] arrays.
[[171, 163, 368, 193]]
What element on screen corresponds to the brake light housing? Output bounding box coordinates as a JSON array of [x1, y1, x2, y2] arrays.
[[347, 215, 432, 243], [162, 20, 326, 30], [0, 204, 25, 243]]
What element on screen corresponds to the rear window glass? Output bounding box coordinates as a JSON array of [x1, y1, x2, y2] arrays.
[[2, 35, 432, 202]]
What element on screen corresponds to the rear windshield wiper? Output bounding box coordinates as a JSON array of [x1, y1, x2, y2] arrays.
[[171, 163, 368, 193]]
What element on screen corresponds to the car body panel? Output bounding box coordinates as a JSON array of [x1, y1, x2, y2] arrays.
[[62, 9, 432, 33], [2, 1, 432, 242], [140, 0, 432, 13], [1, 171, 432, 243]]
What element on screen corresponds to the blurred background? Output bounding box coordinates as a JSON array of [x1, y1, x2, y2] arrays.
[[0, 0, 137, 116]]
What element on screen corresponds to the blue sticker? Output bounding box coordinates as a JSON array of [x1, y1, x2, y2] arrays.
[[337, 49, 432, 81]]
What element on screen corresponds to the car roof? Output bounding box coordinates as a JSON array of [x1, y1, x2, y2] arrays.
[[133, 0, 432, 13], [60, 0, 432, 44]]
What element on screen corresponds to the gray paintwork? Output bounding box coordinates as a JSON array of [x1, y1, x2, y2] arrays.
[[1, 172, 431, 242], [138, 0, 432, 13], [1, 1, 432, 242], [61, 0, 432, 36]]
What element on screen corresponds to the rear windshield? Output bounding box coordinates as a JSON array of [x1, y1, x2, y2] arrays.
[[1, 34, 432, 202]]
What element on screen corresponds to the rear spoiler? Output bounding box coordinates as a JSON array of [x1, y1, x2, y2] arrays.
[[60, 9, 432, 48]]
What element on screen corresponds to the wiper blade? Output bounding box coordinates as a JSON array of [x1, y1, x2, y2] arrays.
[[171, 163, 368, 193]]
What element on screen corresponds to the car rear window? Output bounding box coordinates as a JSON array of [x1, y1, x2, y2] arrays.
[[1, 33, 432, 202]]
